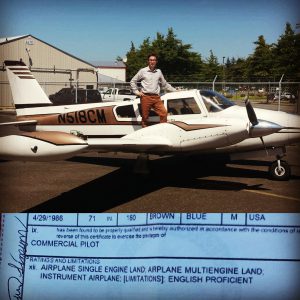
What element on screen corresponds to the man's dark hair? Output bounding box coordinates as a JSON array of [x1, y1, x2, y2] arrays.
[[147, 53, 158, 60]]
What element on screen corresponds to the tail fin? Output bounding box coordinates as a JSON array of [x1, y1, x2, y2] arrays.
[[4, 60, 52, 114]]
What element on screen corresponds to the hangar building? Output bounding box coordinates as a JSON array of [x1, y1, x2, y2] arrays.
[[93, 61, 126, 82], [0, 35, 126, 108]]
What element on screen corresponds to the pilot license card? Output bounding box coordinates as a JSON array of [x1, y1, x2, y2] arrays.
[[0, 213, 299, 299]]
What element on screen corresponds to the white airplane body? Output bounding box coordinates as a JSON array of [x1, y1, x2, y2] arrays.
[[1, 60, 300, 180]]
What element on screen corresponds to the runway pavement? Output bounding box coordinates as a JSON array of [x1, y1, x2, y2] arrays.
[[0, 103, 300, 212]]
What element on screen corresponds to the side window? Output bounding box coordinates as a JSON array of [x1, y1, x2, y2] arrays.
[[167, 98, 201, 115], [119, 89, 132, 95], [104, 89, 113, 96], [116, 105, 136, 118]]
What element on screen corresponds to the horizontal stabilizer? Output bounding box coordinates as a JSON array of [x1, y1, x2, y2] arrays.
[[0, 131, 88, 161]]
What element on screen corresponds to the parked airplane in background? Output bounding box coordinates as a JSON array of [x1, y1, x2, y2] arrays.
[[1, 60, 300, 180]]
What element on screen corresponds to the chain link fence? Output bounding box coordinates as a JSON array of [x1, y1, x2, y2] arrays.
[[1, 79, 299, 111]]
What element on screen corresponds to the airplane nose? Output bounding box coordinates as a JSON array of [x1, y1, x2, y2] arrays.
[[287, 113, 300, 144]]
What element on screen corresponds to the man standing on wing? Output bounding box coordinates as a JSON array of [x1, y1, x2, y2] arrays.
[[130, 53, 176, 127]]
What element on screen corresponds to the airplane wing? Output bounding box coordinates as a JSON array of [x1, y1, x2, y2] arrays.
[[87, 120, 250, 153]]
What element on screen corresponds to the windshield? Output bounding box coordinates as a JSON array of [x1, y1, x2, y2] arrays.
[[200, 90, 235, 112]]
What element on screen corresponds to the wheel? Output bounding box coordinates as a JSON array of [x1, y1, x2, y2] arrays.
[[269, 160, 290, 181]]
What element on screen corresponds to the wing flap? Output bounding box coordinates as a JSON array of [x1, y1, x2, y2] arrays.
[[87, 122, 174, 152], [87, 136, 172, 152]]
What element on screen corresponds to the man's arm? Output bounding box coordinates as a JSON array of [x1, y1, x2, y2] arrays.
[[159, 71, 176, 92], [130, 70, 143, 96]]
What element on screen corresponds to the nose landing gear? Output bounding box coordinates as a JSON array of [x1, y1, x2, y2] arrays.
[[268, 154, 291, 181], [230, 146, 292, 180]]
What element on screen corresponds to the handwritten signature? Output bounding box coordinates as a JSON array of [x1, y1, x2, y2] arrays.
[[7, 216, 28, 300]]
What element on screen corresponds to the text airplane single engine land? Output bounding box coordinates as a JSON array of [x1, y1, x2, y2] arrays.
[[1, 60, 300, 180]]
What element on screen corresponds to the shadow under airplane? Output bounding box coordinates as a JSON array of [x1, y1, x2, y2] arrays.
[[24, 154, 299, 213]]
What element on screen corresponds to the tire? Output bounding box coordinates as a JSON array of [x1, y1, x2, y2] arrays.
[[269, 160, 290, 181]]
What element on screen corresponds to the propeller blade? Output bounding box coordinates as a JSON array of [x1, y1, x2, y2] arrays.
[[245, 99, 258, 126]]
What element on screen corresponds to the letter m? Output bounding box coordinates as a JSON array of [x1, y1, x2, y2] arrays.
[[96, 109, 106, 123], [231, 213, 238, 220]]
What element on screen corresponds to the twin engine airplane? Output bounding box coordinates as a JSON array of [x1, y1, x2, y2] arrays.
[[1, 60, 300, 180]]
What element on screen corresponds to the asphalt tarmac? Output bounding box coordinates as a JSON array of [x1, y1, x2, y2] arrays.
[[0, 102, 300, 212]]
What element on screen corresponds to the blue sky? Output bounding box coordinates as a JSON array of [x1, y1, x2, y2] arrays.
[[1, 0, 299, 63]]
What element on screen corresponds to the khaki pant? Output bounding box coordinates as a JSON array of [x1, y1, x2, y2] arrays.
[[141, 94, 167, 127]]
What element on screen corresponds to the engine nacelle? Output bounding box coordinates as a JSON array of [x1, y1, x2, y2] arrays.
[[122, 118, 250, 152], [0, 131, 88, 161]]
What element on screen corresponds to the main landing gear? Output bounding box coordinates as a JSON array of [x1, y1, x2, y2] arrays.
[[133, 153, 150, 175]]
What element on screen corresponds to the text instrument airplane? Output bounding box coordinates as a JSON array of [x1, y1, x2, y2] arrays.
[[0, 60, 300, 180]]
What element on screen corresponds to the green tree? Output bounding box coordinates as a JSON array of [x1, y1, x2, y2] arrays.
[[273, 22, 300, 80], [202, 50, 220, 81], [227, 58, 248, 81], [123, 24, 299, 83], [126, 40, 151, 80], [125, 28, 203, 81], [247, 35, 275, 80]]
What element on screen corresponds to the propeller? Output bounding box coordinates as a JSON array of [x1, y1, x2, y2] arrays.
[[244, 98, 283, 154], [244, 98, 283, 137]]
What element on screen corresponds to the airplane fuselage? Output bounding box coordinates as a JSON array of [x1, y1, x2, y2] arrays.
[[15, 90, 300, 155]]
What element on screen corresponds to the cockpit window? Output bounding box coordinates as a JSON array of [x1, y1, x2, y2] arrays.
[[116, 104, 136, 118], [167, 97, 201, 115], [200, 90, 235, 112]]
